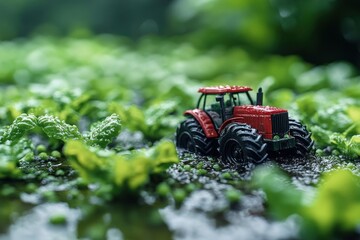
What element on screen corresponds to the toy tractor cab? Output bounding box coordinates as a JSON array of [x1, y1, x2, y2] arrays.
[[176, 86, 313, 166]]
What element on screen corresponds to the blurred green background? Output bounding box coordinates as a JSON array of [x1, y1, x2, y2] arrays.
[[0, 0, 359, 65]]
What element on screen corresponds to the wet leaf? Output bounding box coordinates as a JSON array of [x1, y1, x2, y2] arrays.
[[38, 115, 82, 141], [86, 114, 121, 147], [0, 114, 37, 144]]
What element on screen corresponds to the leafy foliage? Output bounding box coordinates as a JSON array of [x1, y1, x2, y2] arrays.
[[253, 166, 360, 239], [64, 140, 178, 196], [0, 138, 33, 179], [330, 134, 360, 159], [63, 140, 113, 184], [109, 101, 182, 141], [304, 170, 360, 239], [293, 93, 360, 158], [1, 113, 122, 148], [252, 166, 303, 219]]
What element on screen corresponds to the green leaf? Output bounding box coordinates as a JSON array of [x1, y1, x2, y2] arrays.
[[309, 125, 332, 147], [114, 154, 152, 190], [108, 103, 146, 132], [38, 115, 82, 142], [330, 133, 360, 158], [304, 170, 360, 237], [150, 140, 179, 172], [347, 106, 360, 134], [0, 113, 37, 145], [348, 135, 360, 157], [143, 101, 181, 141], [64, 140, 112, 183], [252, 165, 304, 219], [0, 138, 34, 179], [86, 114, 121, 147]]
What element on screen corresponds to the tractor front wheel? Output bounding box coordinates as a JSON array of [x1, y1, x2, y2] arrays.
[[289, 118, 314, 157], [219, 123, 268, 167], [176, 118, 217, 156]]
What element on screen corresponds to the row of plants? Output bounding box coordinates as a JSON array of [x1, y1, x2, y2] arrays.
[[0, 36, 359, 239], [1, 36, 358, 156]]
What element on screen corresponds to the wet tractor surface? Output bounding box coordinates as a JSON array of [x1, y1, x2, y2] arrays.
[[1, 147, 358, 240]]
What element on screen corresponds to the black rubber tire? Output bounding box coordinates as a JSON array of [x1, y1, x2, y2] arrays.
[[289, 118, 314, 157], [176, 118, 217, 156], [219, 123, 268, 166]]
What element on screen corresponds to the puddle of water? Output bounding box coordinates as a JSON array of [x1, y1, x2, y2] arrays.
[[0, 195, 34, 235], [0, 203, 81, 240], [76, 202, 172, 240], [160, 190, 299, 240], [0, 199, 172, 240], [161, 208, 299, 240]]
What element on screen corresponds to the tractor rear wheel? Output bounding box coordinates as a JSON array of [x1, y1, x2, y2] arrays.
[[289, 118, 314, 157], [176, 118, 217, 156], [219, 123, 268, 167]]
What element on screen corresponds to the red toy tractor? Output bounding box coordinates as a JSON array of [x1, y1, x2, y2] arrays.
[[176, 86, 313, 166]]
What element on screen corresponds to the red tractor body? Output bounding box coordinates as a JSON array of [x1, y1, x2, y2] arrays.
[[176, 85, 313, 166]]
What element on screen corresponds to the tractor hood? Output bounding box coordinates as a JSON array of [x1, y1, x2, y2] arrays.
[[234, 105, 287, 115]]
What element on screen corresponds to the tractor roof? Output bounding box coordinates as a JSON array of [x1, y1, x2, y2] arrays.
[[198, 85, 252, 94]]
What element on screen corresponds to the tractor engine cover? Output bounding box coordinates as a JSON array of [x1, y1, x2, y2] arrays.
[[232, 105, 289, 139]]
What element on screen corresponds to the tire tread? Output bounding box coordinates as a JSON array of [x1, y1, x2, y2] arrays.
[[219, 123, 268, 166], [289, 118, 314, 157], [176, 118, 217, 155]]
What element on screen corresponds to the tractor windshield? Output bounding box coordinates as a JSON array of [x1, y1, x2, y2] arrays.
[[227, 92, 254, 106], [197, 91, 254, 111]]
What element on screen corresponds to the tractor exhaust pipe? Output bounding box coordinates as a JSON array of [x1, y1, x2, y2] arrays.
[[256, 88, 263, 106]]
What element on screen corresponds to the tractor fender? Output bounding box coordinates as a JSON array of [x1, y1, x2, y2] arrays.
[[184, 109, 218, 138], [218, 117, 245, 134]]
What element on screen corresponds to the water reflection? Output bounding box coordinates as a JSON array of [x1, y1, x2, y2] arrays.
[[0, 203, 80, 240]]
